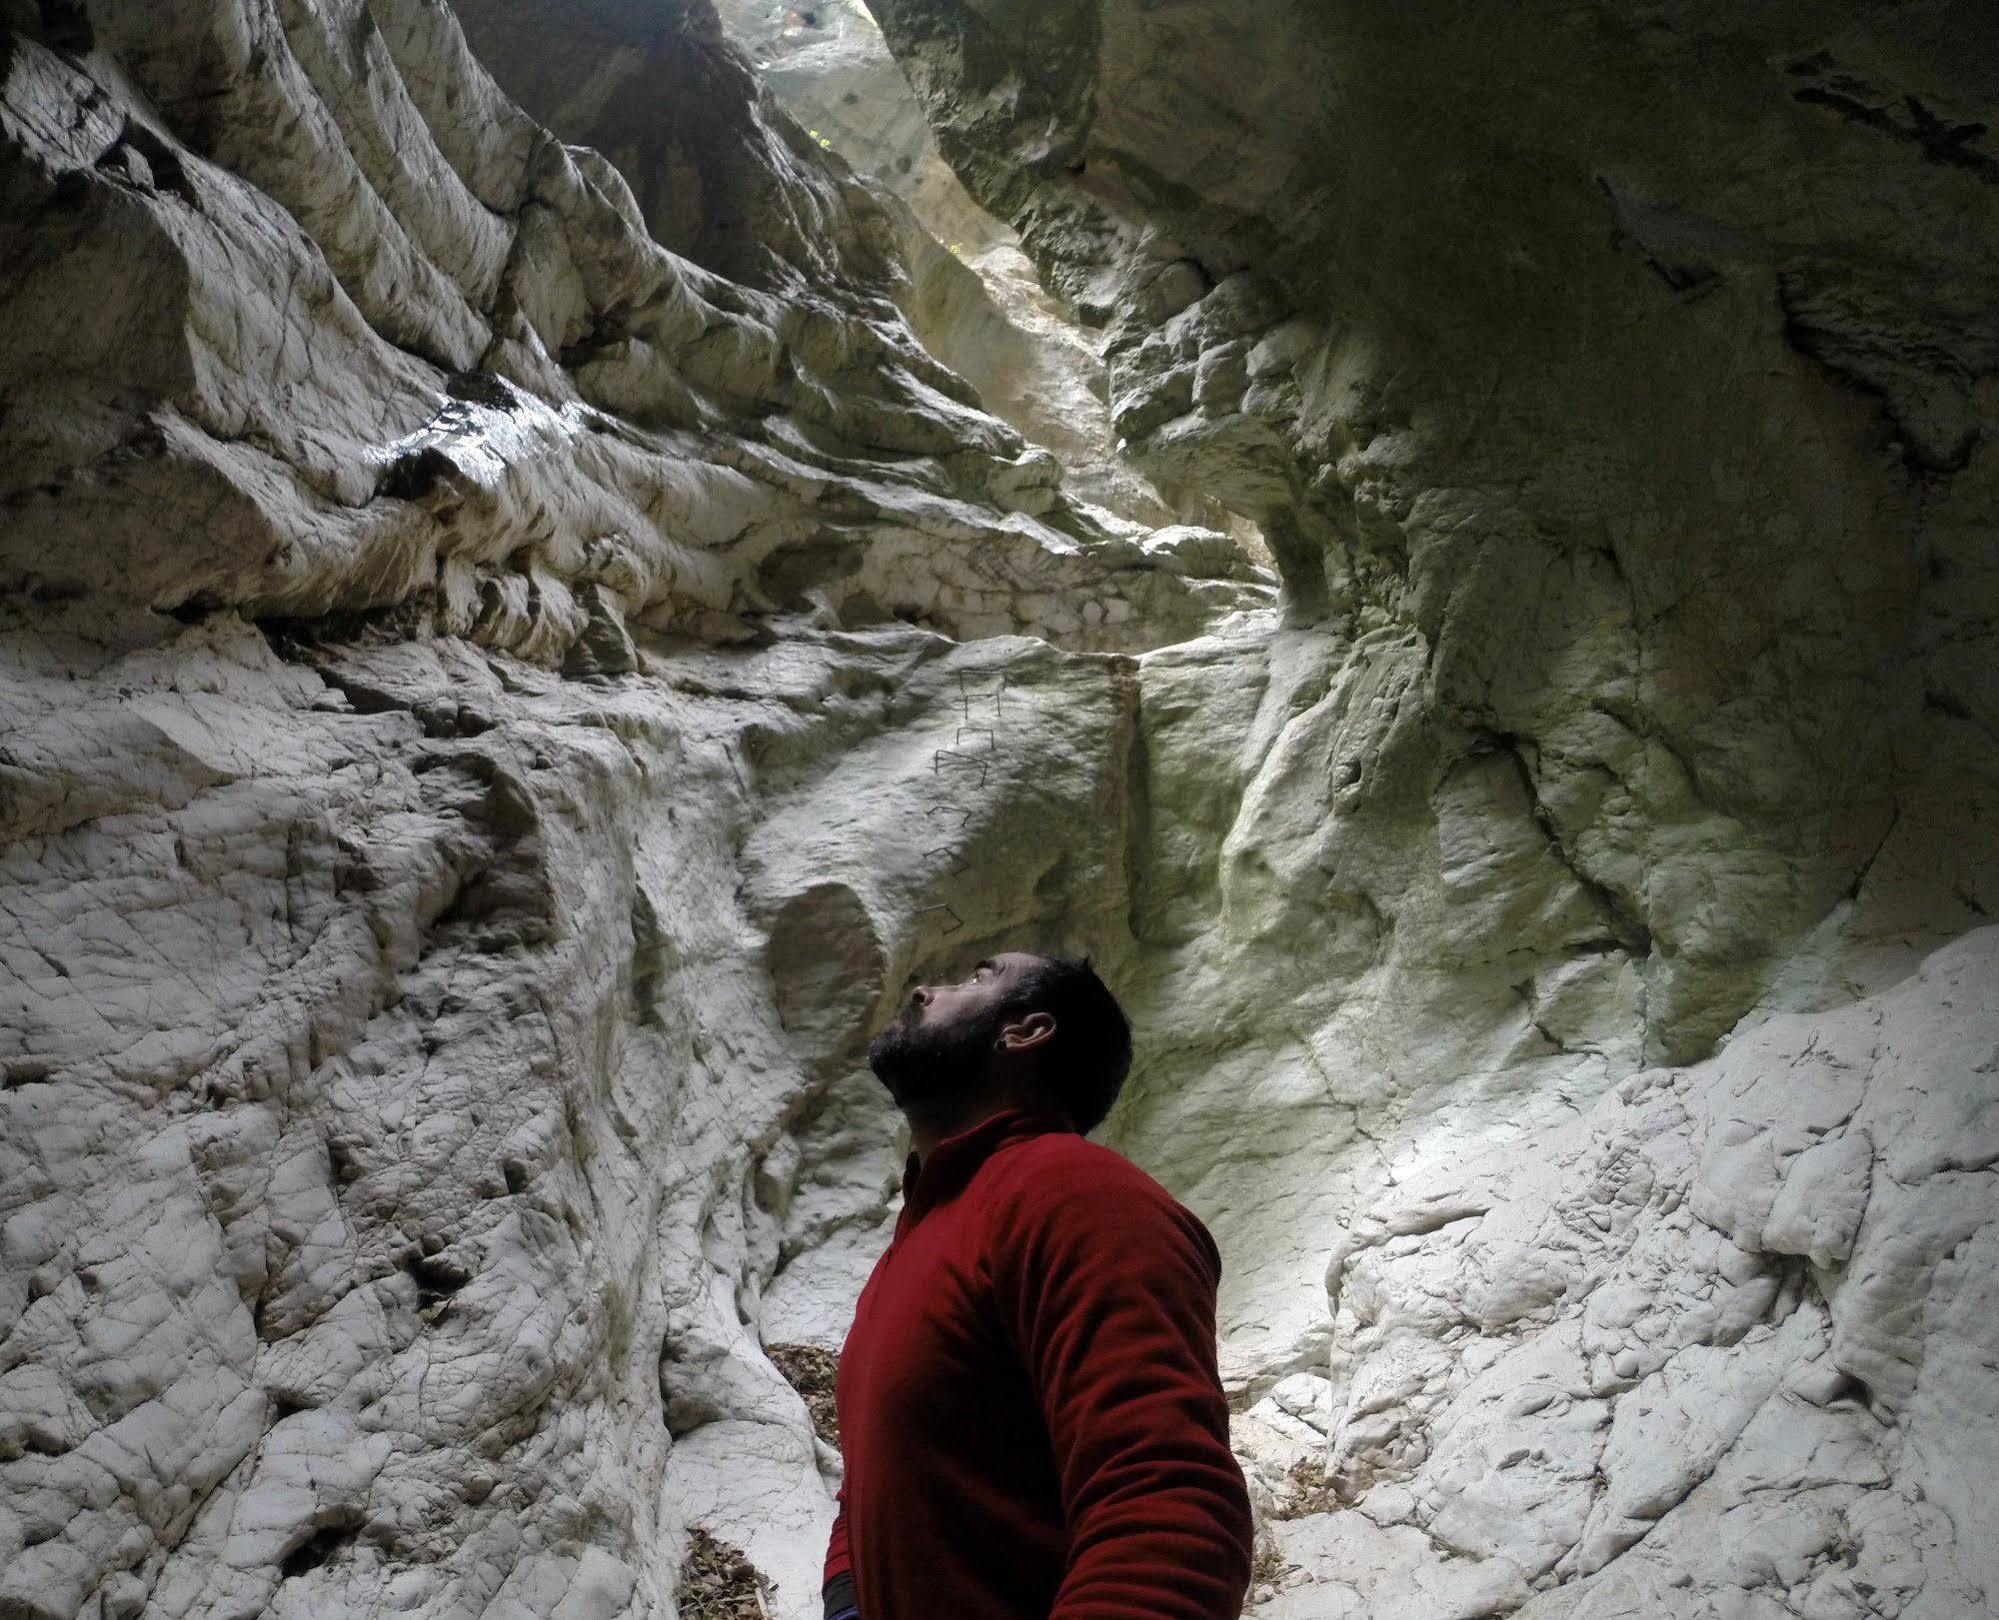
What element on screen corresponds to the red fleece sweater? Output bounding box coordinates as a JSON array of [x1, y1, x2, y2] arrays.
[[823, 1108, 1252, 1620]]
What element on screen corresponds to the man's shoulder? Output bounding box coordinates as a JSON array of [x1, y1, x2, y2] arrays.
[[994, 1129, 1156, 1185], [979, 1131, 1222, 1279], [983, 1131, 1195, 1223]]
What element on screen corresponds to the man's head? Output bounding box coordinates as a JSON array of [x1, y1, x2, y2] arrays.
[[867, 951, 1132, 1134]]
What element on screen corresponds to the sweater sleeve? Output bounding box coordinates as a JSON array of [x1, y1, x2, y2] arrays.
[[823, 1481, 853, 1593], [993, 1163, 1254, 1620]]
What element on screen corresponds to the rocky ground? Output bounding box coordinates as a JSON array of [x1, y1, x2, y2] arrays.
[[1, 2, 1994, 1618]]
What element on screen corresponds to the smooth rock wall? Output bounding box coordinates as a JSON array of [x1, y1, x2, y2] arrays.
[[0, 3, 1265, 1615], [872, 0, 1999, 1051], [865, 1, 1999, 1613]]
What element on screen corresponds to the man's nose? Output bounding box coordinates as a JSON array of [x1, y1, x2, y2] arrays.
[[910, 985, 932, 1007]]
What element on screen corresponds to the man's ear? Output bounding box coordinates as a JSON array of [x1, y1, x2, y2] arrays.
[[996, 1010, 1056, 1053]]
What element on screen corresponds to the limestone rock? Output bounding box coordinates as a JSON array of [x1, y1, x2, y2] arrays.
[[872, 0, 1999, 1056], [0, 4, 1266, 1616], [2, 1, 1996, 1618], [704, 0, 1191, 530], [1, 0, 1267, 649], [864, 0, 1999, 1613], [1238, 928, 1998, 1616]]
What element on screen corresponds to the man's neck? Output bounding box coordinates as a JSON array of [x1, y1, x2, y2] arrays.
[[903, 1081, 1051, 1165]]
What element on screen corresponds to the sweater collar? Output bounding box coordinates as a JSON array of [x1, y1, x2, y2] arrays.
[[899, 1103, 1075, 1221]]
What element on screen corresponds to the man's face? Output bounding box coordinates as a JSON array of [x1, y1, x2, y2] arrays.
[[866, 952, 1044, 1107]]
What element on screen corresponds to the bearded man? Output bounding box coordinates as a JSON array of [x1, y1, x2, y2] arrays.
[[820, 951, 1254, 1620]]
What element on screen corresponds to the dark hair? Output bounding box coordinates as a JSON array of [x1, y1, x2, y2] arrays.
[[997, 954, 1132, 1134]]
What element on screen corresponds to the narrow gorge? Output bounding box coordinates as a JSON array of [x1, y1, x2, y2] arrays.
[[1, 2, 1993, 1617]]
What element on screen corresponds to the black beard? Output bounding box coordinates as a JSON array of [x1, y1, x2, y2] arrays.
[[867, 1001, 1001, 1110]]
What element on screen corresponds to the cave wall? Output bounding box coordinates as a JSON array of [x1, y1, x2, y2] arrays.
[[0, 0, 1995, 1618], [0, 2, 1263, 1615], [859, 0, 1999, 1613], [872, 0, 1998, 1053], [453, 0, 1187, 527]]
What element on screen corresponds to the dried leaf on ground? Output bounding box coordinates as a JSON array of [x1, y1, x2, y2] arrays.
[[768, 1341, 841, 1446], [677, 1527, 773, 1619]]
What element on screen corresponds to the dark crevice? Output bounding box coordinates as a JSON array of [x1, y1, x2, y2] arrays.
[[1776, 271, 1982, 475], [34, 0, 94, 52], [102, 119, 202, 210], [1845, 801, 1901, 902], [279, 1517, 362, 1581], [167, 593, 227, 624], [1111, 656, 1151, 946], [1481, 731, 1653, 959], [629, 885, 668, 1025], [1792, 87, 1999, 187], [326, 1131, 366, 1186], [408, 1250, 471, 1316], [1592, 177, 1725, 302]]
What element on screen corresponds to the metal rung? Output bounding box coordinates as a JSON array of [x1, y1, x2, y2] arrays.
[[931, 748, 989, 788], [955, 671, 1008, 719], [914, 903, 964, 934]]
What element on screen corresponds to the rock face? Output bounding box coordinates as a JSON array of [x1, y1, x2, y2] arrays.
[[459, 0, 1186, 528], [1240, 929, 1999, 1617], [708, 0, 1176, 526], [869, 0, 1998, 1052], [0, 4, 1993, 1620], [862, 1, 1999, 1613], [0, 3, 1265, 1616], [706, 0, 1003, 268]]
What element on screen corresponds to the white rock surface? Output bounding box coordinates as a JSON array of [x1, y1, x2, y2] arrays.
[[0, 4, 1266, 1616], [704, 0, 1189, 530], [1234, 928, 1999, 1616], [2, 1, 1996, 1618], [866, 0, 1999, 1613]]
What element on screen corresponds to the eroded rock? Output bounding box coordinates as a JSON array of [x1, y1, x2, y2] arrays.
[[1, 2, 1994, 1618]]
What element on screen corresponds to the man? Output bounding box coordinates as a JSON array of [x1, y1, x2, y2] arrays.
[[821, 951, 1254, 1620]]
